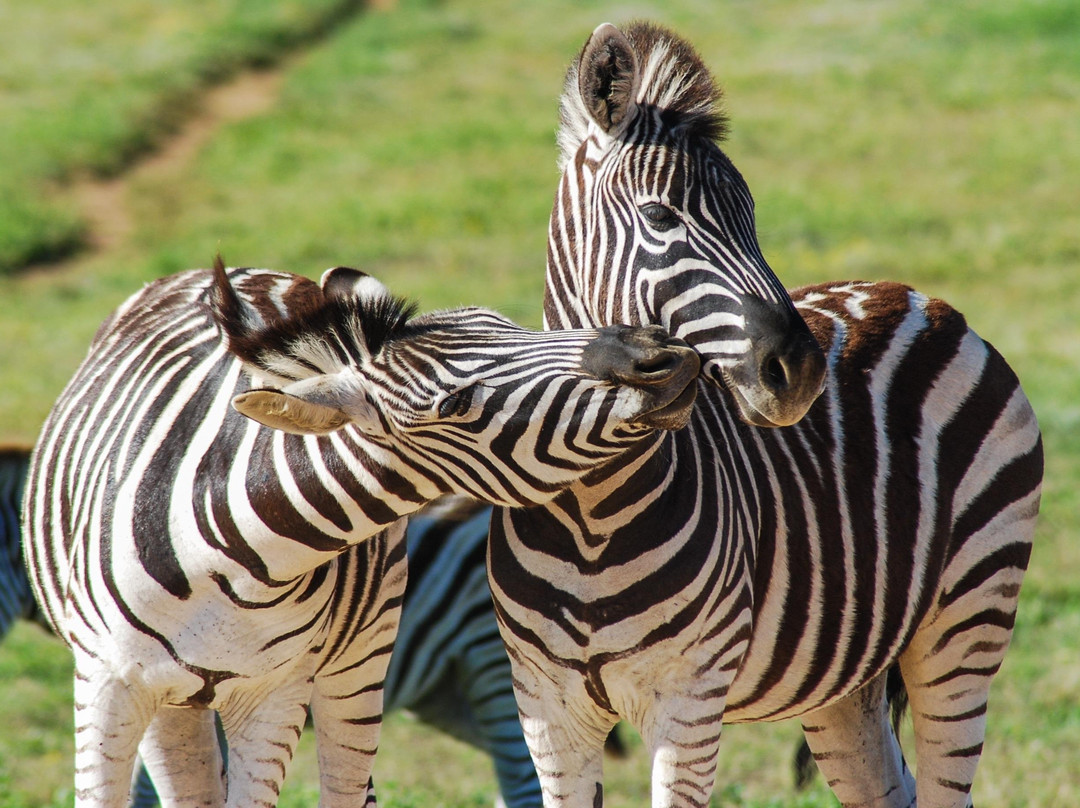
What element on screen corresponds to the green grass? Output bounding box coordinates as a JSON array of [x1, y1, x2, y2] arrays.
[[1, 0, 1077, 805], [0, 0, 373, 273]]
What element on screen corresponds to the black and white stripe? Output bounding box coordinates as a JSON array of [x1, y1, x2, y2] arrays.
[[489, 22, 1043, 808], [383, 498, 541, 808], [23, 259, 699, 807]]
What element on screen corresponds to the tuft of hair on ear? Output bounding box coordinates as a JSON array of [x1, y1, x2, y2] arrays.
[[207, 254, 265, 354], [209, 254, 240, 330], [578, 23, 639, 134], [623, 20, 728, 143], [558, 21, 730, 167]]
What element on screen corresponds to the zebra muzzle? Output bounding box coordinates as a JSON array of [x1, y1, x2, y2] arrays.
[[582, 324, 701, 430]]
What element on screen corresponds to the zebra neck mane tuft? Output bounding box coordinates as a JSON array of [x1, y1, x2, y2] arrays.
[[211, 262, 419, 381], [558, 21, 728, 170]]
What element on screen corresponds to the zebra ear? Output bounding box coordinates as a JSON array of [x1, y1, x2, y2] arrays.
[[578, 23, 640, 136], [232, 374, 387, 437], [320, 267, 392, 302]]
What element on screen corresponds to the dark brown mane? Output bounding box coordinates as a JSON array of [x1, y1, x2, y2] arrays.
[[209, 258, 419, 379], [623, 21, 728, 143]]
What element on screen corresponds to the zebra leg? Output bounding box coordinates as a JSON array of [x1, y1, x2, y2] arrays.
[[218, 679, 310, 808], [637, 698, 724, 808], [509, 663, 614, 807], [799, 673, 915, 807], [307, 674, 383, 808], [135, 706, 224, 807], [898, 588, 1022, 807], [71, 661, 157, 808]]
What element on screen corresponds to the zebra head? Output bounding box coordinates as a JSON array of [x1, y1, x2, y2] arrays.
[[210, 263, 699, 506], [547, 21, 826, 428]]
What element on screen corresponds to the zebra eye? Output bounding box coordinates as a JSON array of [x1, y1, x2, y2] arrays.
[[639, 203, 680, 232], [437, 387, 474, 419]]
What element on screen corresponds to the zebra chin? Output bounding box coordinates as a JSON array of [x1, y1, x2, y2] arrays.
[[712, 361, 825, 428], [631, 378, 699, 430]]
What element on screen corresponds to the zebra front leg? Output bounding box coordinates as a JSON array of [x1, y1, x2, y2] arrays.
[[637, 697, 724, 808], [218, 680, 310, 808], [510, 662, 615, 807], [799, 672, 915, 808], [71, 660, 157, 808], [307, 670, 385, 808], [520, 711, 611, 808], [136, 706, 224, 806]]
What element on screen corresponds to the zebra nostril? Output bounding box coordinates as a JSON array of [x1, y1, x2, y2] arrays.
[[764, 355, 789, 391], [634, 351, 679, 378]]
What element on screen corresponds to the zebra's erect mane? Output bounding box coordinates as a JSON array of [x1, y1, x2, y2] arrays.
[[209, 257, 419, 382], [558, 21, 728, 168]]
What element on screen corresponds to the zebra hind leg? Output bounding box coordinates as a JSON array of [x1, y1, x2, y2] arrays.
[[136, 706, 224, 806], [898, 567, 1028, 808], [799, 671, 916, 808]]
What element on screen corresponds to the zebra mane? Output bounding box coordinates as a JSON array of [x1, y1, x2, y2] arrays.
[[558, 21, 728, 169], [209, 258, 419, 384]]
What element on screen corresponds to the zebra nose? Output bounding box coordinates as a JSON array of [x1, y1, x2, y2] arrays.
[[583, 325, 700, 388], [729, 300, 826, 427], [759, 329, 825, 399]]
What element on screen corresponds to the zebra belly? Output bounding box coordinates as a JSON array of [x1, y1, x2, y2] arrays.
[[57, 543, 342, 705]]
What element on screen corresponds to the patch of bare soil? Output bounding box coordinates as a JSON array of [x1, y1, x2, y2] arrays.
[[45, 68, 286, 268]]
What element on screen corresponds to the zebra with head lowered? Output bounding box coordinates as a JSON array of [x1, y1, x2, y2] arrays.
[[23, 258, 700, 808], [488, 22, 1043, 808]]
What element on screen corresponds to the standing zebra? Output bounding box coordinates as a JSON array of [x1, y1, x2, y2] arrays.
[[23, 259, 700, 807], [488, 22, 1043, 808]]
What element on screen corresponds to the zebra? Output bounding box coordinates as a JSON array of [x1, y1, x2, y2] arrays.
[[22, 258, 700, 808], [129, 499, 544, 808], [0, 447, 41, 634], [487, 21, 1043, 808]]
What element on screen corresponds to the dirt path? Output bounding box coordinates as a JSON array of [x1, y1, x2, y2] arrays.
[[66, 69, 285, 258]]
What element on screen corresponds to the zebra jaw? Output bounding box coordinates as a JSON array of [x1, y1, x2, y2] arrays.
[[715, 362, 826, 428]]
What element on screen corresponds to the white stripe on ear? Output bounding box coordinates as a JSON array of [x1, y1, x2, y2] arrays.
[[320, 266, 392, 302]]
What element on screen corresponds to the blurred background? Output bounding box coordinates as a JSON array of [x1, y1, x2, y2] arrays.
[[0, 0, 1077, 805]]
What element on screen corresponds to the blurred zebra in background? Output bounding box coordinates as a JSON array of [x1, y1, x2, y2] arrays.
[[0, 447, 40, 634]]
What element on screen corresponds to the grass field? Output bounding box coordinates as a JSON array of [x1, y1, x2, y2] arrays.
[[1, 0, 1077, 805]]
